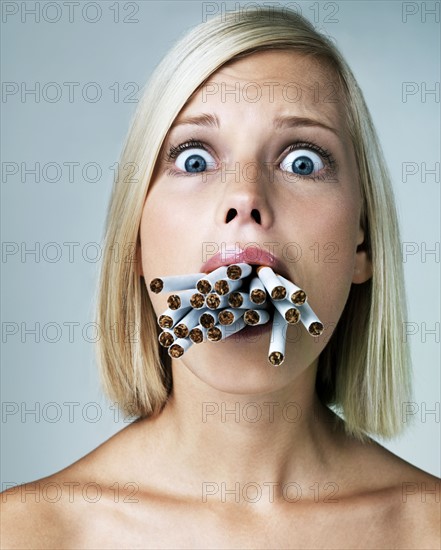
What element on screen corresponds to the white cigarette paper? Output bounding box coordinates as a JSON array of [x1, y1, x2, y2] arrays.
[[218, 308, 245, 326], [173, 308, 203, 338], [256, 266, 287, 301], [213, 278, 243, 296], [167, 289, 205, 310], [228, 291, 266, 310], [168, 337, 193, 358], [205, 293, 230, 310], [276, 274, 307, 306], [268, 309, 287, 366], [158, 306, 192, 329], [196, 265, 230, 294], [199, 310, 219, 328], [297, 302, 324, 336], [189, 324, 208, 344], [150, 272, 206, 294], [158, 328, 175, 348], [207, 317, 247, 342], [249, 276, 267, 304], [226, 262, 253, 280], [271, 299, 300, 324], [243, 309, 271, 326]]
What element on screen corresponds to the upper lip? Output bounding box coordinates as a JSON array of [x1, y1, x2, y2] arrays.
[[200, 245, 289, 279]]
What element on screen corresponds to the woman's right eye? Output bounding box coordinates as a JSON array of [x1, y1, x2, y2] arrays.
[[174, 148, 216, 174]]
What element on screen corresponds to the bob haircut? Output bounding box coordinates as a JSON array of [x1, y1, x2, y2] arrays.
[[95, 7, 412, 441]]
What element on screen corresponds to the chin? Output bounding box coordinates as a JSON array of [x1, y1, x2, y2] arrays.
[[179, 343, 311, 396]]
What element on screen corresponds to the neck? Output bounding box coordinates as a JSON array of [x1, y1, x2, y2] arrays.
[[149, 358, 346, 490]]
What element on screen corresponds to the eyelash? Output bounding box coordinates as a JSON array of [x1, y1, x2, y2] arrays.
[[164, 137, 337, 181]]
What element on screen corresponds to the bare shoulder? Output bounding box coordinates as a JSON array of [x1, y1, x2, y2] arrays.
[[341, 433, 440, 549], [0, 422, 140, 550], [1, 474, 68, 549]]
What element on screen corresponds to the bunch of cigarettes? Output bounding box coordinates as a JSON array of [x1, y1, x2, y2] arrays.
[[149, 263, 323, 366]]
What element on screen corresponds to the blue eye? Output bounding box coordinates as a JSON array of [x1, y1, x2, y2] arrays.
[[280, 149, 323, 176], [175, 148, 216, 173]]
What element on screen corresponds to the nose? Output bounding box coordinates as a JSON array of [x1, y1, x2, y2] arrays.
[[215, 164, 274, 229]]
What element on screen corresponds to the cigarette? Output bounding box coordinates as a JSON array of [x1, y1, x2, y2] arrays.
[[218, 308, 245, 326], [196, 266, 231, 295], [256, 266, 287, 301], [199, 310, 219, 329], [297, 302, 324, 336], [268, 309, 287, 366], [158, 306, 192, 329], [228, 291, 266, 310], [271, 299, 300, 324], [173, 308, 203, 338], [225, 263, 253, 280], [249, 276, 267, 304], [207, 317, 247, 342], [205, 293, 230, 310], [213, 278, 243, 296], [150, 272, 206, 294], [243, 309, 271, 326], [158, 328, 175, 348], [167, 289, 206, 310], [275, 274, 307, 306], [189, 324, 208, 344], [168, 337, 193, 358]]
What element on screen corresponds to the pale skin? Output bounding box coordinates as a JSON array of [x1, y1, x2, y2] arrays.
[[1, 51, 439, 549]]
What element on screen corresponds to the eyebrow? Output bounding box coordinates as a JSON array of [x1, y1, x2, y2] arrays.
[[170, 112, 339, 136]]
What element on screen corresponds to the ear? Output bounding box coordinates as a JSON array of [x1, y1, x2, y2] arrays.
[[352, 226, 372, 284]]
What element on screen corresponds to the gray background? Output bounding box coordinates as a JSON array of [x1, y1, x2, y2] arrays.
[[1, 0, 440, 486]]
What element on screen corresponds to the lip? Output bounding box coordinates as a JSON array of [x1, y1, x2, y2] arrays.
[[200, 245, 290, 279]]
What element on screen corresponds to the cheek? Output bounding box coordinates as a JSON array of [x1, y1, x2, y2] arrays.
[[281, 193, 360, 327], [139, 183, 206, 313]]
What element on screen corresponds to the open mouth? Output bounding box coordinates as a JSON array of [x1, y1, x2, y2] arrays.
[[150, 261, 323, 366]]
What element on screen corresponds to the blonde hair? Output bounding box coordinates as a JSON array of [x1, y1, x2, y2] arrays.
[[95, 7, 411, 440]]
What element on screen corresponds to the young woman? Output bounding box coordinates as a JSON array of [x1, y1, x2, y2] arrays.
[[2, 7, 439, 549]]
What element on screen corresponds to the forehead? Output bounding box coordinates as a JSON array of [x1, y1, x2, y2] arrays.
[[173, 49, 346, 132]]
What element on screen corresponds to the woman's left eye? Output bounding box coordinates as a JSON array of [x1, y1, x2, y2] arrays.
[[280, 149, 324, 176]]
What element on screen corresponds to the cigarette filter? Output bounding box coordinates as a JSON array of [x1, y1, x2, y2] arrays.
[[249, 276, 267, 304], [268, 309, 287, 366], [256, 266, 287, 301], [207, 317, 247, 342], [168, 337, 193, 358], [276, 274, 307, 306], [272, 299, 300, 324], [150, 272, 206, 294], [218, 308, 245, 326], [243, 309, 271, 326], [158, 306, 192, 329], [297, 302, 324, 336]]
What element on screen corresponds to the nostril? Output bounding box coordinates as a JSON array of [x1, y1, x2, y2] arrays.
[[226, 208, 237, 223], [251, 209, 261, 224], [225, 208, 262, 224]]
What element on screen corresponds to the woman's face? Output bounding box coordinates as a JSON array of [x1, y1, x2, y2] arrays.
[[139, 50, 371, 393]]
